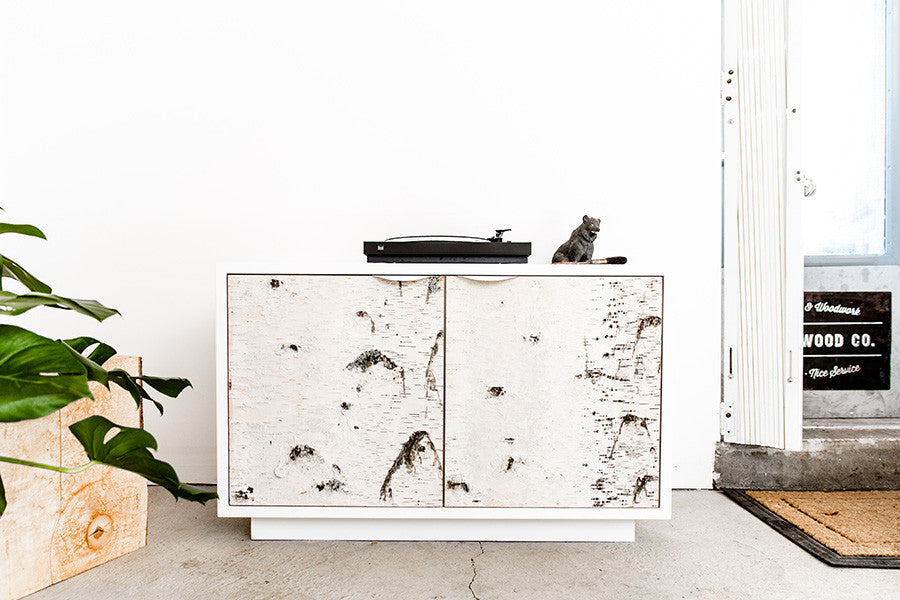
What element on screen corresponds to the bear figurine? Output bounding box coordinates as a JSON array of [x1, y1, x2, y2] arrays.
[[552, 215, 601, 263]]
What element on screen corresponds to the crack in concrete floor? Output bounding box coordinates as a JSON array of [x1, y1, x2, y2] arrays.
[[468, 542, 485, 600]]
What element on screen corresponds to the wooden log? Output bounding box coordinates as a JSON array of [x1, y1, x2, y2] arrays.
[[0, 356, 147, 600]]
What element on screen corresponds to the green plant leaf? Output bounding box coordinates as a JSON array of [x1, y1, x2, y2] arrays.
[[0, 471, 6, 517], [0, 325, 92, 422], [107, 369, 164, 415], [0, 291, 119, 321], [63, 337, 117, 367], [60, 339, 112, 387], [0, 328, 190, 420], [69, 415, 217, 504], [0, 223, 46, 239], [62, 341, 182, 415], [0, 255, 52, 293], [138, 376, 192, 398], [56, 336, 189, 416]]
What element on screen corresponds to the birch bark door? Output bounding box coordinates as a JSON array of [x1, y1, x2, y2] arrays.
[[444, 276, 662, 508], [228, 275, 445, 507]]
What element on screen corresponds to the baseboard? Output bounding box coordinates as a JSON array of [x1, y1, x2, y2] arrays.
[[250, 517, 636, 542]]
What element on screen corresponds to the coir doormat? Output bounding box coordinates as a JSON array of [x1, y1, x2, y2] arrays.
[[724, 489, 900, 568]]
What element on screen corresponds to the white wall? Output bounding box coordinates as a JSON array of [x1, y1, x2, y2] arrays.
[[0, 2, 721, 488]]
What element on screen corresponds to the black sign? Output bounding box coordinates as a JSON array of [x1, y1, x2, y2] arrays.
[[803, 292, 891, 390]]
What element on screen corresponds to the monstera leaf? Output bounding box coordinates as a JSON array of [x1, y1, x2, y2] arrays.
[[106, 370, 191, 416], [0, 325, 92, 422], [0, 254, 51, 293], [61, 337, 191, 415], [69, 416, 216, 504], [0, 290, 118, 321], [0, 326, 192, 422], [0, 219, 50, 293], [62, 336, 117, 386], [0, 224, 46, 240]]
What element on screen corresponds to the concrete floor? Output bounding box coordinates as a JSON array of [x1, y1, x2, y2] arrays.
[[29, 488, 899, 600]]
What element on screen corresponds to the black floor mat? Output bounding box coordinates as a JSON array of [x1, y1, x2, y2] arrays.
[[722, 489, 900, 569]]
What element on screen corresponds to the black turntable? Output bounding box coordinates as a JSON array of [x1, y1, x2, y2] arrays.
[[364, 229, 531, 263]]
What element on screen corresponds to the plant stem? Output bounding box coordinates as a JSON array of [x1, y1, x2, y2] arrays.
[[0, 455, 97, 474]]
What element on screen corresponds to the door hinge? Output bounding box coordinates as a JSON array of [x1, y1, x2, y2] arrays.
[[721, 400, 735, 439], [721, 346, 735, 439]]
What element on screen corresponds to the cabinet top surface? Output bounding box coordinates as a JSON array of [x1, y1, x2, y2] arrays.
[[218, 262, 663, 278]]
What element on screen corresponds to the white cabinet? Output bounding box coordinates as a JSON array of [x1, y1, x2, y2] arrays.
[[218, 266, 667, 540]]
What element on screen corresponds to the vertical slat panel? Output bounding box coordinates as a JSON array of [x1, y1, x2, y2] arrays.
[[724, 0, 793, 448]]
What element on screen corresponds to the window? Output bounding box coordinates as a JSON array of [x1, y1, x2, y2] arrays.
[[799, 0, 897, 263]]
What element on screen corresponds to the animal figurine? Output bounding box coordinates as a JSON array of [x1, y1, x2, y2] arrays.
[[552, 215, 601, 263]]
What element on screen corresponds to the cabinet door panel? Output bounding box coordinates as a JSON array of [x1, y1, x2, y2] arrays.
[[444, 276, 662, 508], [228, 275, 445, 507]]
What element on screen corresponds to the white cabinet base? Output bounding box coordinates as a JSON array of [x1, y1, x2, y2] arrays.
[[250, 517, 635, 542]]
